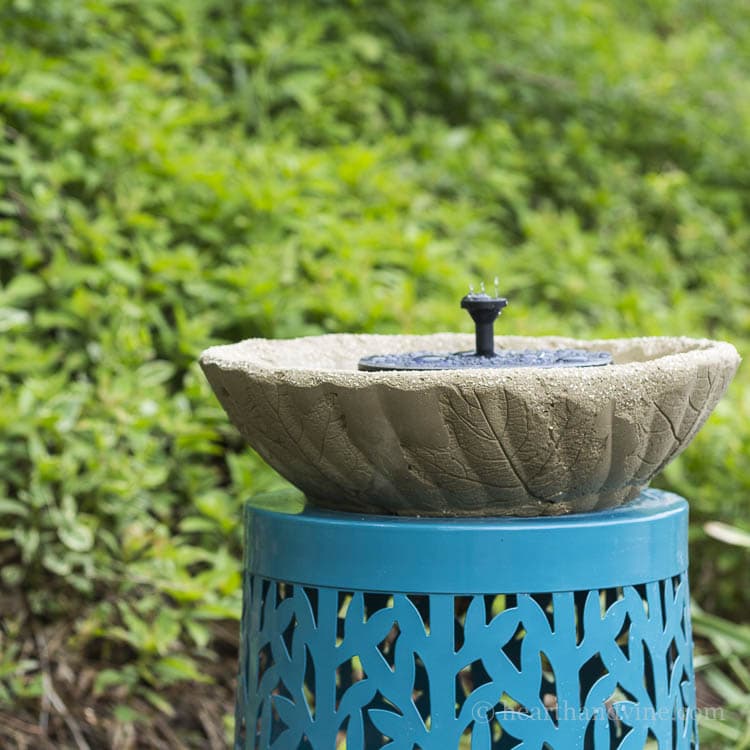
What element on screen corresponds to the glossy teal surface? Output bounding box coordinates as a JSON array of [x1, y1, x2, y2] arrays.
[[246, 489, 688, 593]]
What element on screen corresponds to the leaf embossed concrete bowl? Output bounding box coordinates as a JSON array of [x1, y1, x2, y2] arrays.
[[200, 334, 739, 516]]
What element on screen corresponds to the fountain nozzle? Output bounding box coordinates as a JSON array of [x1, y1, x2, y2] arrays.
[[461, 288, 508, 357]]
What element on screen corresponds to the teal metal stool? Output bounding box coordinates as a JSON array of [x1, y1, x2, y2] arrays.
[[235, 490, 697, 749]]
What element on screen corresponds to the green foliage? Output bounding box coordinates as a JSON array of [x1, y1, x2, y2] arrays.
[[0, 0, 749, 744], [693, 606, 750, 748]]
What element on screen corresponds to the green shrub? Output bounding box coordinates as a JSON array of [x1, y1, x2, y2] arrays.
[[0, 0, 748, 745]]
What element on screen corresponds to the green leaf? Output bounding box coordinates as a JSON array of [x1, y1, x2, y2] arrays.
[[141, 688, 175, 717], [152, 609, 181, 654], [42, 553, 72, 576], [0, 499, 28, 517], [113, 705, 144, 723], [94, 668, 135, 695], [0, 307, 30, 332], [1, 274, 45, 304], [184, 620, 211, 650], [57, 521, 94, 552], [153, 655, 211, 685], [136, 360, 176, 387]]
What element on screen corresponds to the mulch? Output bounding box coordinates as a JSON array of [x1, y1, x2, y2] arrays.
[[0, 591, 238, 750]]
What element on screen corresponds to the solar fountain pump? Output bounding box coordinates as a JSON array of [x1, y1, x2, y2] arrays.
[[200, 286, 739, 750], [359, 282, 612, 370]]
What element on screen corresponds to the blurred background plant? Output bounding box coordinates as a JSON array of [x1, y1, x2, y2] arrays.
[[0, 0, 748, 747]]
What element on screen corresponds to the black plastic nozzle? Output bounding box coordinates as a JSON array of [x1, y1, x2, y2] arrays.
[[461, 291, 508, 357]]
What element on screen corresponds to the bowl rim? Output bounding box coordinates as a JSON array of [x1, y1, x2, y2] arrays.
[[199, 333, 740, 390]]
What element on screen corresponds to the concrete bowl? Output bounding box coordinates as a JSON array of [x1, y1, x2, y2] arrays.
[[200, 334, 739, 516]]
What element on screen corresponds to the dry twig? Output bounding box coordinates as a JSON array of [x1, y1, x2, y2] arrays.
[[20, 593, 91, 750], [199, 706, 226, 750]]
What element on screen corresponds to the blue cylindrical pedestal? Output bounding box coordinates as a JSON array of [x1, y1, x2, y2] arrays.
[[236, 489, 697, 749]]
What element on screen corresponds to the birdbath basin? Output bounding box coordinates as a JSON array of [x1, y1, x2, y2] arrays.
[[200, 294, 739, 516]]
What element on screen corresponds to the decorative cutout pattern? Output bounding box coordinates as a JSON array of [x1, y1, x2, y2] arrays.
[[236, 576, 696, 749]]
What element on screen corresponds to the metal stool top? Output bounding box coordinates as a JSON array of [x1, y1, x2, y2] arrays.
[[246, 489, 687, 594]]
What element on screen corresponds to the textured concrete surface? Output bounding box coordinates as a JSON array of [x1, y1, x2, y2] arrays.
[[200, 334, 740, 516]]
